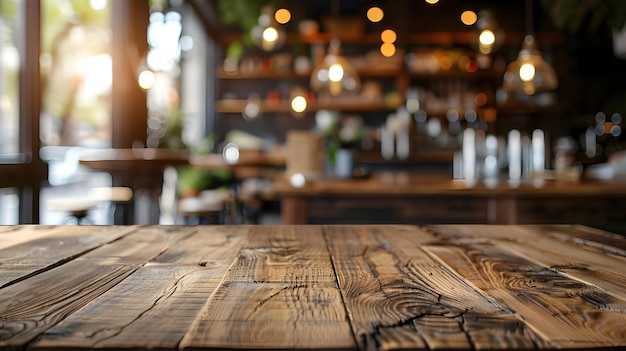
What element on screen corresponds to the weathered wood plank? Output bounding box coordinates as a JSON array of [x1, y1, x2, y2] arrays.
[[181, 282, 354, 350], [0, 226, 195, 350], [0, 226, 136, 287], [226, 225, 336, 283], [148, 225, 250, 266], [1, 224, 624, 351], [553, 224, 626, 256], [0, 225, 55, 250], [376, 324, 427, 350], [180, 226, 355, 350], [28, 266, 225, 351], [0, 225, 135, 251], [323, 225, 548, 351], [28, 226, 249, 351], [425, 241, 626, 347], [426, 225, 626, 302]]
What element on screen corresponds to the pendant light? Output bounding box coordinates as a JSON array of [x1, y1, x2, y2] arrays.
[[251, 6, 286, 51], [503, 0, 557, 95], [310, 39, 361, 96], [475, 10, 504, 54], [310, 0, 361, 96]]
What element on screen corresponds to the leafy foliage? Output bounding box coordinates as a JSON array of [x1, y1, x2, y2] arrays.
[[176, 166, 233, 197], [216, 0, 281, 44], [0, 0, 17, 19], [542, 0, 626, 34]]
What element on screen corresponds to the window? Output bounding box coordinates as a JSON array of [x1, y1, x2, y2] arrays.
[[40, 0, 112, 148], [0, 0, 19, 157]]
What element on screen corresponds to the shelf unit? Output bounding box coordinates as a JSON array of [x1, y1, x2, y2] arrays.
[[216, 99, 401, 114], [213, 27, 572, 163]]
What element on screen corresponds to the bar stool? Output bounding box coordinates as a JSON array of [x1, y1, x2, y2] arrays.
[[46, 198, 99, 224], [90, 187, 134, 224]]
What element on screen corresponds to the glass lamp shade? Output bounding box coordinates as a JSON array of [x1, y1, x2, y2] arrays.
[[474, 10, 504, 54], [310, 39, 361, 96], [503, 35, 558, 95]]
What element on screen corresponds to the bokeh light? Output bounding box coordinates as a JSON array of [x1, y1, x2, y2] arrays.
[[328, 63, 344, 82], [381, 29, 397, 43], [367, 7, 384, 22], [478, 29, 495, 46], [519, 63, 536, 82], [289, 173, 307, 188], [137, 69, 156, 90], [380, 43, 396, 57], [275, 8, 291, 24], [222, 143, 240, 165], [290, 95, 307, 113], [461, 10, 477, 25]]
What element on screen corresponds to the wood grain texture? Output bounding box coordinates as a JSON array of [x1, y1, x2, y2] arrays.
[[323, 225, 548, 351], [0, 224, 625, 350], [426, 225, 626, 302], [424, 225, 626, 347], [226, 225, 337, 283], [180, 225, 355, 350], [27, 226, 250, 351], [0, 226, 135, 287], [0, 226, 194, 349]]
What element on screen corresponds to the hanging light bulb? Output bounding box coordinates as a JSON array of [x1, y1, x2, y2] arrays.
[[474, 10, 504, 54], [310, 39, 361, 96], [503, 0, 558, 95], [251, 6, 285, 51], [503, 35, 558, 95]]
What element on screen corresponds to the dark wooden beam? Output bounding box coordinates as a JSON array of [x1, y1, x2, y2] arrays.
[[111, 1, 149, 148], [17, 0, 46, 223]]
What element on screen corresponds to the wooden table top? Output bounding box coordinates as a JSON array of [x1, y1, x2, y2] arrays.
[[78, 148, 190, 170], [1, 224, 625, 350], [272, 171, 626, 198]]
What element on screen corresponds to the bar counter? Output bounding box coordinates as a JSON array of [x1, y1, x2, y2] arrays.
[[272, 172, 626, 231], [1, 224, 625, 350]]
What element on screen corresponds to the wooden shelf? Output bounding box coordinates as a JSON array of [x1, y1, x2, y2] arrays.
[[217, 67, 402, 80], [355, 150, 455, 164], [408, 69, 503, 80], [218, 68, 504, 83], [217, 70, 311, 79], [495, 103, 570, 115], [216, 99, 570, 117], [216, 99, 401, 113], [218, 31, 566, 47], [300, 31, 566, 46]]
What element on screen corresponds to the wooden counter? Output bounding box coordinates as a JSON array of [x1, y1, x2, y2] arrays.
[[1, 224, 625, 350], [273, 172, 626, 232]]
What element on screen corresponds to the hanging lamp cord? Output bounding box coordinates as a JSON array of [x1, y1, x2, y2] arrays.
[[525, 0, 534, 36]]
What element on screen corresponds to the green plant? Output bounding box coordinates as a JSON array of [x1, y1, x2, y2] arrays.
[[542, 0, 626, 34], [176, 167, 232, 198], [217, 0, 282, 44]]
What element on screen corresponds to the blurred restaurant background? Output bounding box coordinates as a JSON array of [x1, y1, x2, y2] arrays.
[[1, 0, 626, 231]]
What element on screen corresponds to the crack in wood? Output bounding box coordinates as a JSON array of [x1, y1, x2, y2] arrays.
[[87, 269, 195, 345]]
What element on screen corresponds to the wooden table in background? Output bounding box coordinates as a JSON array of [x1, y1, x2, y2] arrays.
[[79, 148, 190, 189], [79, 148, 190, 224], [273, 172, 626, 233], [1, 224, 625, 350]]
